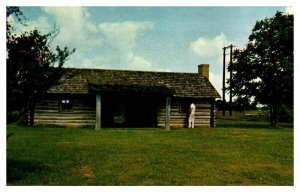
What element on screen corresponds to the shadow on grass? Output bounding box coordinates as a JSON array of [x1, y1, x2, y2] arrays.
[[7, 159, 48, 184]]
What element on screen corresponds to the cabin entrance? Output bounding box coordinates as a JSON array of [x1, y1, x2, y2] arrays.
[[101, 95, 160, 128]]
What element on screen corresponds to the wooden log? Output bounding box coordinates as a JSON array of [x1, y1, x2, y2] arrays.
[[35, 112, 95, 117], [195, 121, 211, 124], [35, 106, 59, 110], [34, 115, 95, 120], [35, 110, 95, 114], [159, 107, 209, 114], [36, 102, 58, 107], [157, 115, 186, 120], [195, 116, 211, 120], [157, 123, 210, 128], [195, 111, 211, 115], [36, 100, 58, 105], [195, 104, 211, 108], [158, 115, 210, 121], [35, 119, 95, 123], [73, 106, 96, 110], [35, 122, 94, 127]]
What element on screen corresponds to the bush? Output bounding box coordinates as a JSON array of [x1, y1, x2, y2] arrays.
[[278, 105, 293, 123], [7, 111, 20, 123], [7, 110, 28, 125]]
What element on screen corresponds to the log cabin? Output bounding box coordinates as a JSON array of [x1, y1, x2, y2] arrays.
[[32, 64, 220, 129]]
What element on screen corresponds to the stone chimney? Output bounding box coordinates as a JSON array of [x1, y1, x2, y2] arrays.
[[198, 64, 209, 79]]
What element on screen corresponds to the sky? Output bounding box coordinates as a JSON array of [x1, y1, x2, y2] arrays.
[[7, 5, 293, 100]]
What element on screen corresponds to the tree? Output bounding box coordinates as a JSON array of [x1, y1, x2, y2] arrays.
[[232, 96, 254, 112], [7, 7, 75, 125], [229, 11, 293, 127]]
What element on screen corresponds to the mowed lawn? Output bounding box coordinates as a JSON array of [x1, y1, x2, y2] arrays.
[[7, 120, 293, 186]]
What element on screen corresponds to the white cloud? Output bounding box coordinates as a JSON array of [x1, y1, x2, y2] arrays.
[[190, 33, 230, 58], [285, 7, 294, 15], [8, 15, 51, 36], [86, 22, 98, 33], [43, 7, 103, 47], [37, 7, 106, 68], [125, 52, 152, 71], [99, 21, 154, 51], [81, 57, 111, 69], [44, 7, 86, 42], [98, 21, 156, 71]]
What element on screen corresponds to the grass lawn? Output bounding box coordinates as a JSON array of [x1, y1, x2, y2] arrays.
[[6, 120, 293, 186]]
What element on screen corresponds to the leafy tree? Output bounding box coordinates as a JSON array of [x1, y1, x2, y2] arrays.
[[7, 7, 75, 125], [229, 11, 293, 127], [232, 96, 254, 112]]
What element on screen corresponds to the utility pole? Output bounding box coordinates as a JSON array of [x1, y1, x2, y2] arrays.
[[229, 44, 233, 116], [222, 47, 226, 116], [222, 44, 235, 116]]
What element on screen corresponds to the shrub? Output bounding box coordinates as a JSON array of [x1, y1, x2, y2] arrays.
[[278, 105, 293, 123]]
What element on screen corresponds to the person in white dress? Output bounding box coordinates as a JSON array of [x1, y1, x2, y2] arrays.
[[188, 103, 196, 128]]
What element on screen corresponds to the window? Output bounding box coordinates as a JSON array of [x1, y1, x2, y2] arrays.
[[60, 99, 72, 111], [179, 101, 189, 114]]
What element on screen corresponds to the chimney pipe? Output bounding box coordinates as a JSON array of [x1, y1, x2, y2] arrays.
[[198, 64, 209, 79]]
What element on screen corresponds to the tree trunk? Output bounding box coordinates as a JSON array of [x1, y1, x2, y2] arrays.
[[269, 103, 279, 128], [273, 103, 279, 126], [270, 105, 274, 127]]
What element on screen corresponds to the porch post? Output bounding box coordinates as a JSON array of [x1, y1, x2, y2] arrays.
[[95, 94, 101, 130], [165, 96, 171, 130]]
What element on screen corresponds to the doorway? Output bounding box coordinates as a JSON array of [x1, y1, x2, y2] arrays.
[[101, 95, 160, 128]]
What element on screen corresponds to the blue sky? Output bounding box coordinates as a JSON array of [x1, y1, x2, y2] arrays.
[[8, 6, 293, 97]]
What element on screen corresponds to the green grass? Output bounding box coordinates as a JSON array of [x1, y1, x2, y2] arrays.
[[7, 120, 293, 186]]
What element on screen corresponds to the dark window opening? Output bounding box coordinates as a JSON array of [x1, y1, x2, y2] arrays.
[[179, 101, 189, 114], [60, 99, 72, 111]]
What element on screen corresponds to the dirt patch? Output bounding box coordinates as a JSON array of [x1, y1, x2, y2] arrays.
[[79, 164, 95, 179]]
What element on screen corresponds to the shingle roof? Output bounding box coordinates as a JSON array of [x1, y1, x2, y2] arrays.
[[47, 68, 220, 98]]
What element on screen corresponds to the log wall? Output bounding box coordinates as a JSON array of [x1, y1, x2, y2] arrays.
[[32, 95, 215, 128], [157, 98, 214, 128], [34, 95, 95, 127]]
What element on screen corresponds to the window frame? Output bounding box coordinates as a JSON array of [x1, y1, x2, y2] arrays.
[[59, 98, 73, 112], [179, 101, 190, 114]]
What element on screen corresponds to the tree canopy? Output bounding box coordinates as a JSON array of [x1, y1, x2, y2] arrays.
[[7, 7, 75, 125], [230, 11, 293, 127]]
